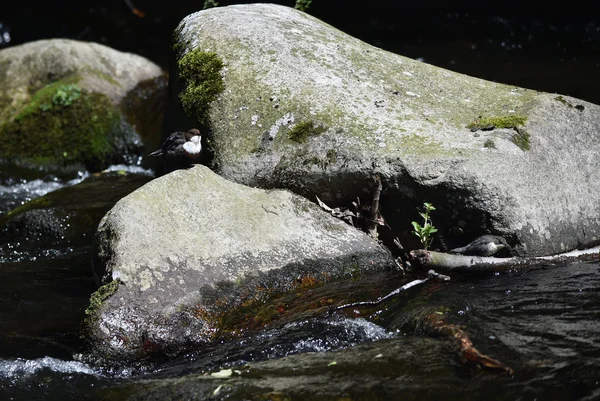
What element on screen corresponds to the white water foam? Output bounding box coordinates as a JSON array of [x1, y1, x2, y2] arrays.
[[0, 171, 89, 213], [284, 317, 396, 353], [0, 356, 98, 379], [102, 164, 154, 176]]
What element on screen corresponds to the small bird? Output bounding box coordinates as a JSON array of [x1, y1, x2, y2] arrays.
[[450, 235, 510, 257], [149, 128, 202, 173]]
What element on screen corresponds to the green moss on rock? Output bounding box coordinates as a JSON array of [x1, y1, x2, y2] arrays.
[[511, 127, 530, 151], [177, 50, 225, 124], [0, 79, 122, 170], [288, 120, 326, 143], [554, 95, 573, 108], [554, 95, 585, 112], [84, 280, 120, 325], [467, 115, 527, 131], [483, 139, 496, 149], [467, 115, 530, 151]]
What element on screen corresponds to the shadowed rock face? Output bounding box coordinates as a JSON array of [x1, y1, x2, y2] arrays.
[[89, 165, 394, 362], [167, 3, 600, 256]]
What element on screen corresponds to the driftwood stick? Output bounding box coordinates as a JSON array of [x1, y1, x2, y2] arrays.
[[423, 311, 514, 375], [331, 270, 450, 313], [331, 277, 429, 312], [410, 246, 600, 273], [393, 237, 411, 267]]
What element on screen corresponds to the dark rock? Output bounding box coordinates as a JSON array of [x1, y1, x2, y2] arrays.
[[0, 171, 153, 252]]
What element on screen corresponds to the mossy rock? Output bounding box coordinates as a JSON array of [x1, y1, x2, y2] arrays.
[[0, 80, 141, 174], [169, 4, 600, 256], [0, 39, 168, 176]]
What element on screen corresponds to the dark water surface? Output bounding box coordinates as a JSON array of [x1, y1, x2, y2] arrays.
[[1, 251, 599, 400], [1, 1, 600, 400]]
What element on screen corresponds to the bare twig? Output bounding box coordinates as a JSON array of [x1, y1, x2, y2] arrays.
[[330, 270, 450, 313], [367, 175, 383, 239], [393, 237, 411, 269], [330, 277, 429, 312]]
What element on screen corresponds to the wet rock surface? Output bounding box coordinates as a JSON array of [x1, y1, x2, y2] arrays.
[[89, 165, 395, 362], [0, 171, 153, 253]]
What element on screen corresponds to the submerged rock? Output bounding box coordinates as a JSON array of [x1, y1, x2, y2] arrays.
[[0, 39, 167, 177], [168, 4, 600, 256], [88, 165, 394, 362], [0, 171, 152, 253]]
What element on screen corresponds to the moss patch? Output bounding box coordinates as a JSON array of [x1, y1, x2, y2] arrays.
[[467, 115, 530, 151], [555, 95, 573, 108], [288, 120, 327, 143], [84, 280, 120, 326], [483, 139, 496, 149], [0, 79, 122, 170], [2, 196, 52, 221], [555, 95, 585, 112], [177, 49, 225, 124], [511, 127, 530, 151], [467, 115, 527, 131]]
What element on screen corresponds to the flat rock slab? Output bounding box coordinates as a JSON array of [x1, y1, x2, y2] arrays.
[[170, 4, 600, 256], [89, 165, 394, 361]]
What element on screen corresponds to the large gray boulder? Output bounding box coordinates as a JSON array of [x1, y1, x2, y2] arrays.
[[89, 165, 394, 361], [168, 4, 600, 256]]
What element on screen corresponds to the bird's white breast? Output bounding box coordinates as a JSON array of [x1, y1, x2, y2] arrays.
[[183, 136, 202, 155]]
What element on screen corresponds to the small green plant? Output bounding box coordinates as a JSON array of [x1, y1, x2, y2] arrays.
[[411, 202, 438, 249], [52, 84, 81, 107], [38, 84, 82, 112], [295, 0, 312, 12], [202, 0, 219, 9]]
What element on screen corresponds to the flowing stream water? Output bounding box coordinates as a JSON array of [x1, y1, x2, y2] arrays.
[[1, 223, 599, 400]]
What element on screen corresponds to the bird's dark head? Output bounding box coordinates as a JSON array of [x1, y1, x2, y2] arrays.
[[185, 128, 201, 141], [494, 235, 509, 248]]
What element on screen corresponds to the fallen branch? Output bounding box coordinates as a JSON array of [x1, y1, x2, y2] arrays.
[[409, 246, 600, 273], [315, 196, 355, 225], [393, 237, 411, 270], [422, 311, 514, 375], [331, 278, 428, 313], [331, 270, 449, 313], [365, 175, 383, 239]]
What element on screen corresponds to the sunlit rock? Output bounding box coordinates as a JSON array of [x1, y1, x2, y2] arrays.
[[88, 165, 394, 362], [168, 4, 600, 256]]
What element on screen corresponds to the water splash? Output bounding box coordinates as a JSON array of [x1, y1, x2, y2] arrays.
[[102, 164, 154, 176], [0, 356, 97, 379], [0, 171, 89, 214]]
